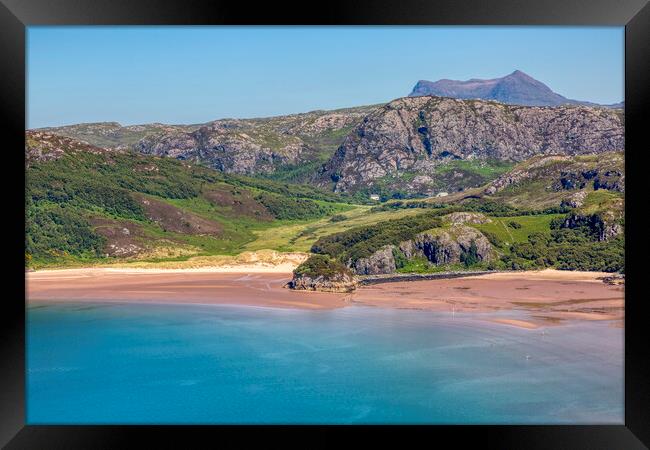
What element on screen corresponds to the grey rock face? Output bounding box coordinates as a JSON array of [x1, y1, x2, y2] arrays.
[[400, 225, 494, 266], [135, 124, 304, 175], [561, 191, 589, 209], [560, 213, 623, 242], [484, 152, 625, 200], [444, 212, 491, 225], [354, 245, 397, 275], [483, 155, 572, 194], [25, 131, 121, 165], [320, 96, 624, 193], [40, 106, 379, 177], [287, 272, 358, 293]]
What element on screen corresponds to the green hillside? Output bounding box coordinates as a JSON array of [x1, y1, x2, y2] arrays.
[[25, 132, 361, 268]]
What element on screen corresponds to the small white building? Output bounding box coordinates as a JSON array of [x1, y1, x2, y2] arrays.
[[369, 194, 381, 201], [435, 192, 449, 198]]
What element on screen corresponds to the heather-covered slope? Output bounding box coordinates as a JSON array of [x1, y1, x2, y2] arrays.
[[25, 131, 356, 268]]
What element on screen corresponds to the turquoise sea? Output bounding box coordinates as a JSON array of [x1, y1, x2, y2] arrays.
[[26, 302, 623, 424]]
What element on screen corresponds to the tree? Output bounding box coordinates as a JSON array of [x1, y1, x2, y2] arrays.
[[461, 240, 479, 267]]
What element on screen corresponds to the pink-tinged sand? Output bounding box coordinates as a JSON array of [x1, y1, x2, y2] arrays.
[[26, 268, 624, 329]]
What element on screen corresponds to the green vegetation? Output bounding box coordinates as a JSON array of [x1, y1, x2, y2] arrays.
[[311, 211, 443, 265], [396, 256, 431, 273], [255, 192, 334, 220], [473, 214, 565, 247], [25, 203, 106, 265], [503, 229, 624, 272], [293, 254, 352, 278], [579, 190, 624, 215], [394, 257, 483, 274], [434, 159, 514, 179], [372, 197, 570, 217], [329, 214, 348, 223], [353, 159, 515, 201], [223, 172, 365, 204], [460, 240, 480, 267], [498, 212, 624, 272], [243, 206, 423, 253], [25, 139, 362, 268]]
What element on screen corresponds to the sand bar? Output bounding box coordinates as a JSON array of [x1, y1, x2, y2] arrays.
[[27, 268, 624, 328]]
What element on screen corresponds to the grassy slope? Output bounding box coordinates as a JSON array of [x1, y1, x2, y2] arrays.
[[245, 206, 424, 253], [472, 214, 565, 248]]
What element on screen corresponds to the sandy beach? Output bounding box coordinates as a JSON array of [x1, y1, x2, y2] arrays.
[[26, 268, 624, 329]]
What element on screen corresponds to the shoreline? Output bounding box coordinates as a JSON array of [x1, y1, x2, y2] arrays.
[[27, 263, 299, 275], [26, 268, 624, 329]]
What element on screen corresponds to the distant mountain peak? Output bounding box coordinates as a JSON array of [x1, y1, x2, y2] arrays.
[[409, 71, 618, 108]]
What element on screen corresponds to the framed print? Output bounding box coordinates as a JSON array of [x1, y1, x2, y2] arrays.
[[2, 0, 649, 447]]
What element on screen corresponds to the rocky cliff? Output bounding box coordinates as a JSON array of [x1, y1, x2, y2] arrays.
[[353, 245, 397, 275], [484, 153, 625, 197], [40, 105, 379, 179], [319, 96, 624, 194], [351, 225, 494, 276], [287, 271, 358, 293], [399, 225, 494, 266]]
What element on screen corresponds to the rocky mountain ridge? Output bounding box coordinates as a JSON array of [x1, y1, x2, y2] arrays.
[[38, 105, 380, 180], [409, 70, 623, 108], [319, 96, 624, 194]]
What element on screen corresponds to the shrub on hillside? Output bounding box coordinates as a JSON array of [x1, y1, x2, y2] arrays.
[[26, 204, 106, 261], [293, 254, 352, 279], [255, 192, 332, 220], [329, 214, 348, 223]]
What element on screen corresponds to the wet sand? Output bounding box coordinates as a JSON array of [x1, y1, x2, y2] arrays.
[[26, 268, 624, 328]]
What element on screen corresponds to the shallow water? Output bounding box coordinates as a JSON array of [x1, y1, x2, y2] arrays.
[[26, 302, 623, 424]]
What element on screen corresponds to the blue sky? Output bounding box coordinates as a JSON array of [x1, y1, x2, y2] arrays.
[[27, 26, 624, 128]]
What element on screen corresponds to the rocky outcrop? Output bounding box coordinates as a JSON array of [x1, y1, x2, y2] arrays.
[[443, 212, 491, 225], [287, 272, 358, 293], [483, 152, 625, 202], [25, 131, 120, 166], [40, 106, 378, 178], [134, 124, 304, 174], [553, 169, 624, 193], [561, 191, 588, 209], [484, 155, 571, 195], [319, 96, 624, 193], [593, 171, 625, 192], [353, 245, 396, 275], [399, 225, 494, 266], [600, 274, 625, 286], [288, 254, 359, 292], [560, 213, 623, 242]]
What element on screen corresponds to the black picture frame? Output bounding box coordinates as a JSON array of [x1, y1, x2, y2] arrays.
[[2, 0, 649, 447]]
